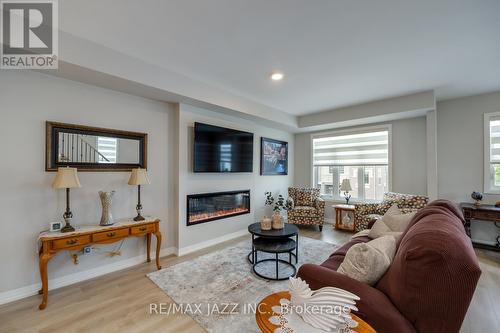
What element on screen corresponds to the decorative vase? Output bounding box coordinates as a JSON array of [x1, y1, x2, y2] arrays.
[[99, 191, 115, 226], [272, 212, 284, 229], [342, 213, 351, 227], [261, 217, 272, 230]]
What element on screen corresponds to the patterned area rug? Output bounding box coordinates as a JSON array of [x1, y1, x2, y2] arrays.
[[147, 236, 339, 333]]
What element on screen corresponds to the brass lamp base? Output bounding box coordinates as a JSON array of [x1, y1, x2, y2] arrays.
[[61, 218, 75, 233], [133, 214, 145, 221], [133, 203, 145, 222]]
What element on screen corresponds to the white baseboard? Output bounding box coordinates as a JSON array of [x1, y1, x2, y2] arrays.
[[0, 246, 176, 306], [177, 229, 248, 256]]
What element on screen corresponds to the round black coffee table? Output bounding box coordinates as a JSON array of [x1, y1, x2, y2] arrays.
[[247, 223, 299, 281]]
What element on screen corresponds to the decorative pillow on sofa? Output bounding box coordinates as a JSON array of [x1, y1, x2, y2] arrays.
[[384, 204, 401, 216], [369, 220, 400, 239], [350, 229, 371, 240], [368, 204, 415, 239], [337, 235, 397, 285], [383, 212, 415, 231]]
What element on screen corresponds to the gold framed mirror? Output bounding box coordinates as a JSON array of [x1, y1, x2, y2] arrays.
[[46, 122, 147, 172]]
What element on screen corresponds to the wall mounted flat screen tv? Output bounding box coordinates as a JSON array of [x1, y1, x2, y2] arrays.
[[193, 122, 254, 173]]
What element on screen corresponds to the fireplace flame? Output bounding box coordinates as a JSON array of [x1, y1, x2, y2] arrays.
[[189, 207, 249, 223]]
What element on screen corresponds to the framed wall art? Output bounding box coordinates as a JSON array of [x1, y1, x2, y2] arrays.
[[260, 137, 288, 175]]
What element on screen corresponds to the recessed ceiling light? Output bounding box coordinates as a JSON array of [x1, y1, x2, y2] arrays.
[[270, 72, 284, 81]]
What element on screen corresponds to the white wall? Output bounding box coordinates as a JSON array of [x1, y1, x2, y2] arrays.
[[0, 71, 176, 297], [426, 110, 438, 200], [437, 91, 500, 243], [294, 117, 427, 222], [391, 117, 428, 195], [177, 104, 294, 254], [297, 91, 434, 131]]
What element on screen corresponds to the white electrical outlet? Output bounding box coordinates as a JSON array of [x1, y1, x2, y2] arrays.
[[82, 246, 92, 255]]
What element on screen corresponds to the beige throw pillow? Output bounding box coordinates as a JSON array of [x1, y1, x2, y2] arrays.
[[384, 204, 401, 216], [350, 229, 370, 240], [338, 236, 397, 285], [368, 204, 414, 239], [369, 219, 393, 238], [383, 212, 415, 232]]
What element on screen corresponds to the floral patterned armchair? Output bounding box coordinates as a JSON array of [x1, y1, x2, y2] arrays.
[[287, 187, 325, 231], [354, 192, 429, 232]]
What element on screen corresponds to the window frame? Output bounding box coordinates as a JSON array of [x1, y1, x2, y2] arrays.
[[484, 112, 500, 194], [310, 124, 393, 202]]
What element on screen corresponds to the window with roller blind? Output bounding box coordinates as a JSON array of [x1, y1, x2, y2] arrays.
[[484, 113, 500, 193], [97, 136, 118, 163], [312, 125, 391, 201]]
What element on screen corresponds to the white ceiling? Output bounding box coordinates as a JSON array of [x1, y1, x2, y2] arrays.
[[60, 0, 500, 116]]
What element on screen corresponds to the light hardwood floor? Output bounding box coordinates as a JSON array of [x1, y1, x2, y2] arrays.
[[0, 226, 498, 333]]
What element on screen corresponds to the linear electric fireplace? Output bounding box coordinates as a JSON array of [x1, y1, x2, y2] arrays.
[[187, 190, 250, 226]]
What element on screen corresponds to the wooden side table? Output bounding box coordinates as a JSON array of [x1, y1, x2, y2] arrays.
[[333, 204, 356, 232], [256, 291, 376, 333], [460, 202, 500, 252]]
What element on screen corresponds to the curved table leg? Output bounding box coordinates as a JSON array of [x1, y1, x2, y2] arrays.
[[154, 231, 162, 270], [146, 233, 151, 263], [39, 252, 54, 310]]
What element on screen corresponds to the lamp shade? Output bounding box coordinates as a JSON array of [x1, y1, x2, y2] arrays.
[[340, 179, 352, 192], [52, 167, 81, 189], [128, 168, 150, 186]]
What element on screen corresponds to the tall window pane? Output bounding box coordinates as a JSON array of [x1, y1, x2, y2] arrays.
[[312, 127, 390, 201], [364, 166, 388, 201], [314, 166, 334, 196]]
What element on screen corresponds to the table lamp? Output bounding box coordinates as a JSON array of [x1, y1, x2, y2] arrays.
[[52, 167, 81, 232], [340, 179, 352, 204], [128, 168, 150, 221]]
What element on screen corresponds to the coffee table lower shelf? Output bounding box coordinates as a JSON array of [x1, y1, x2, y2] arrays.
[[248, 237, 297, 281]]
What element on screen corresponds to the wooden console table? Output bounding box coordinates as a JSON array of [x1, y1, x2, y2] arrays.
[[38, 218, 161, 310], [460, 203, 500, 252]]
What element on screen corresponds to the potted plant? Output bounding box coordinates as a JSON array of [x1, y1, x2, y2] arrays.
[[261, 192, 274, 230], [264, 192, 293, 230]]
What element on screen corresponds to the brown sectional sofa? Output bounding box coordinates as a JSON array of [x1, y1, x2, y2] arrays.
[[297, 200, 481, 333]]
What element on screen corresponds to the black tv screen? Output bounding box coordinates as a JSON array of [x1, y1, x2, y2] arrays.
[[193, 122, 254, 173]]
